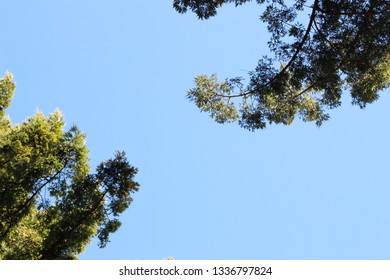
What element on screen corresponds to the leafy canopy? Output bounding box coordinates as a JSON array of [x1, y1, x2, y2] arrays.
[[174, 0, 390, 130], [0, 73, 140, 259]]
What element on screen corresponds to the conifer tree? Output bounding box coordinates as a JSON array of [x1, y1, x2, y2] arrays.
[[0, 73, 140, 259]]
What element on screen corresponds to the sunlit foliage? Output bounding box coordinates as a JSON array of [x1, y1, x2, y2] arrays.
[[174, 0, 390, 130], [0, 73, 140, 259]]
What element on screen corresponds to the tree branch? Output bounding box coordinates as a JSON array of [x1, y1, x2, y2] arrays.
[[215, 0, 319, 99], [267, 0, 319, 89]]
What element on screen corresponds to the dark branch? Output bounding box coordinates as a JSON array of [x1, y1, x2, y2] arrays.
[[216, 0, 319, 99]]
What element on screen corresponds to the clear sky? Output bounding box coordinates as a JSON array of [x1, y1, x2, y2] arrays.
[[1, 1, 389, 260]]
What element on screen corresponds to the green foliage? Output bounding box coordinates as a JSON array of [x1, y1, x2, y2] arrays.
[[0, 73, 140, 259], [174, 0, 390, 130], [173, 0, 251, 19], [187, 75, 240, 123], [0, 72, 14, 134]]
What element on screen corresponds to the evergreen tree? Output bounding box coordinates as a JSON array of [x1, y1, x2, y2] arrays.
[[174, 0, 390, 130], [0, 73, 140, 259]]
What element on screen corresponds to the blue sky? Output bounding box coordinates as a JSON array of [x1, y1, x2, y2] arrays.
[[1, 1, 389, 260]]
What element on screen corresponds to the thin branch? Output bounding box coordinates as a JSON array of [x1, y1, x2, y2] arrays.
[[215, 91, 249, 98], [293, 84, 315, 99]]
